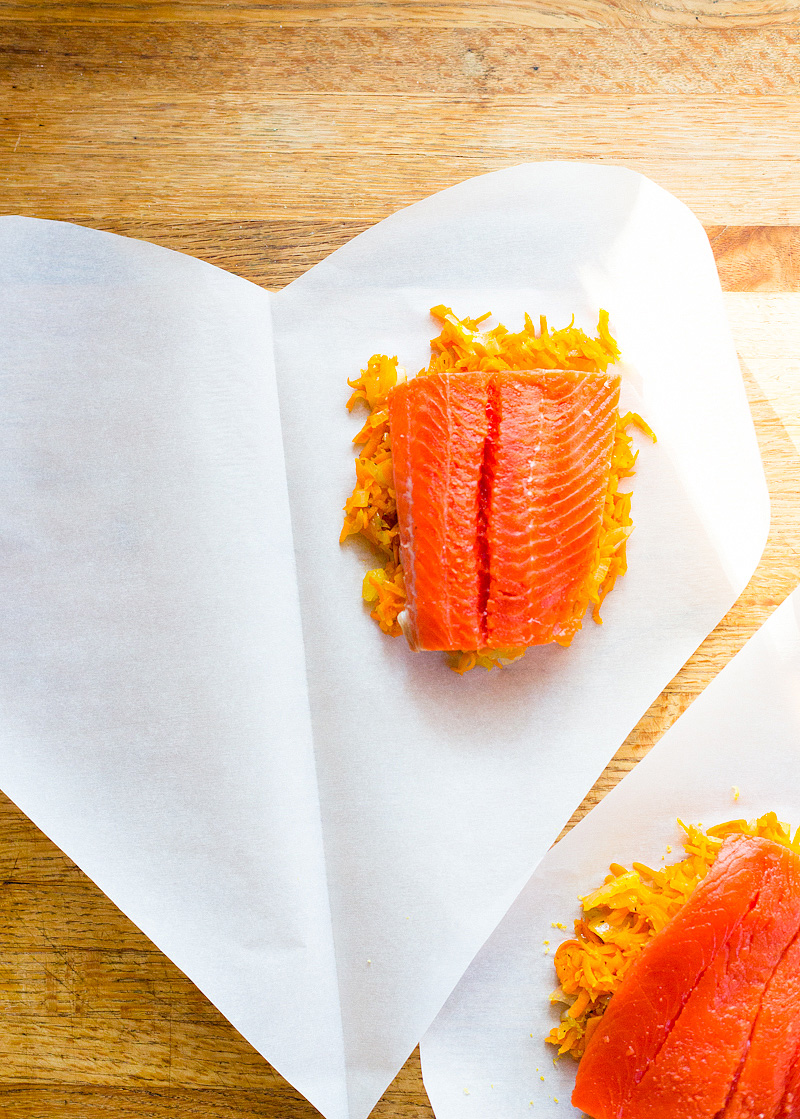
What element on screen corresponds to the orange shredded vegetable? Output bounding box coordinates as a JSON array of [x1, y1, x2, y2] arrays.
[[545, 812, 800, 1061], [340, 354, 407, 636], [340, 308, 655, 671]]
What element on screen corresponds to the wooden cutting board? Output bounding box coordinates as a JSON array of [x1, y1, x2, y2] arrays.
[[1, 8, 800, 1117]]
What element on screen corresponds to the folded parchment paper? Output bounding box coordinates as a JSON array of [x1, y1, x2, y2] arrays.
[[0, 163, 767, 1119], [420, 585, 800, 1119]]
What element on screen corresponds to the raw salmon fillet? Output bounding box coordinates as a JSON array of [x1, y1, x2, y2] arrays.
[[388, 369, 620, 652], [572, 836, 800, 1119]]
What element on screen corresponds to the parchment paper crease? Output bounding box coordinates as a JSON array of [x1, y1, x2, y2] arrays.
[[420, 585, 800, 1119], [0, 163, 767, 1119]]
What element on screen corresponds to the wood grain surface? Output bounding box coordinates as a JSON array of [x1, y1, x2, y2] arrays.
[[1, 7, 800, 1118]]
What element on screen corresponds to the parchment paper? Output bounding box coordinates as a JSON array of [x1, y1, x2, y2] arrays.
[[0, 163, 768, 1119], [420, 585, 800, 1119]]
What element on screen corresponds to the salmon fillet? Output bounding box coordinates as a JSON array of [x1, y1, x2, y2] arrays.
[[572, 836, 800, 1119], [387, 369, 620, 652]]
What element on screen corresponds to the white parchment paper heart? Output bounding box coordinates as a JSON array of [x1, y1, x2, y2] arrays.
[[0, 163, 767, 1119]]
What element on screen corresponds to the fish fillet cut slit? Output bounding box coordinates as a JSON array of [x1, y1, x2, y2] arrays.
[[476, 382, 499, 646]]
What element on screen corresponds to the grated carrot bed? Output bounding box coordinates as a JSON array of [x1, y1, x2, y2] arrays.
[[545, 812, 800, 1061], [340, 309, 654, 671], [340, 354, 407, 636]]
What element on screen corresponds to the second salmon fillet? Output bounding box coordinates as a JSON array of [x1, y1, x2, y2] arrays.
[[572, 835, 800, 1119]]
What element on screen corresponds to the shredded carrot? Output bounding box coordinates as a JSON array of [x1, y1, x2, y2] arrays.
[[424, 305, 620, 377], [340, 354, 406, 636], [341, 309, 653, 670], [448, 646, 528, 675], [545, 812, 799, 1061]]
